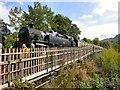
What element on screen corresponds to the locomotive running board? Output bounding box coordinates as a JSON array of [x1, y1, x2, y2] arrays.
[[35, 43, 47, 47]]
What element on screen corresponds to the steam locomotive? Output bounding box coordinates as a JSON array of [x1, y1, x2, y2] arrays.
[[13, 24, 78, 48]]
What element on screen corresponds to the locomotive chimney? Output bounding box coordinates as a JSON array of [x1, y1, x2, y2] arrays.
[[28, 23, 34, 28]]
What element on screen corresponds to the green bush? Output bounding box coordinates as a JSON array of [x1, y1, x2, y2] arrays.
[[79, 81, 92, 89], [3, 78, 35, 90], [12, 78, 25, 89], [99, 48, 119, 75], [90, 72, 104, 89], [95, 48, 120, 89]]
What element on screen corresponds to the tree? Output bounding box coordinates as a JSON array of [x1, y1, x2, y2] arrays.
[[8, 7, 23, 31], [82, 37, 93, 44], [109, 40, 120, 52], [0, 18, 12, 47], [51, 14, 80, 39], [70, 24, 81, 39], [51, 14, 71, 34], [0, 18, 11, 35], [100, 40, 112, 49], [93, 38, 100, 46], [3, 32, 17, 48], [8, 2, 54, 32]]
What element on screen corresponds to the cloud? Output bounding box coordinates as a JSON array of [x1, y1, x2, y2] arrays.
[[79, 0, 118, 23], [92, 0, 118, 16], [15, 0, 23, 5], [93, 8, 104, 16], [73, 21, 118, 40], [0, 2, 10, 23], [79, 14, 93, 20], [75, 0, 118, 40]]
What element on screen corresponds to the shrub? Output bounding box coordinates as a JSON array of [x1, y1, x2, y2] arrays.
[[12, 78, 25, 89], [99, 48, 119, 75], [2, 78, 35, 90], [90, 72, 104, 89], [79, 81, 92, 89]]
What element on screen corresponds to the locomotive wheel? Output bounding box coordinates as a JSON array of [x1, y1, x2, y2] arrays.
[[54, 44, 58, 47]]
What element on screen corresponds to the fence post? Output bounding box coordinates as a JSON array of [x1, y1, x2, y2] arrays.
[[51, 52, 53, 71], [73, 48, 74, 62], [67, 49, 69, 65], [78, 49, 80, 62], [46, 51, 48, 73], [8, 60, 11, 87], [84, 47, 86, 56], [70, 48, 71, 63], [54, 47, 56, 69], [0, 43, 2, 85], [93, 45, 94, 53], [20, 59, 22, 81]]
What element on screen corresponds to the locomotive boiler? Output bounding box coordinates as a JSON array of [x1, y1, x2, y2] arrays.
[[13, 25, 77, 48]]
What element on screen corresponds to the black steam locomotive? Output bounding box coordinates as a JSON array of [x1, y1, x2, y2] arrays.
[[13, 25, 78, 48]]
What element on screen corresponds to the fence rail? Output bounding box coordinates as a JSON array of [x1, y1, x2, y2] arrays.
[[0, 43, 103, 89]]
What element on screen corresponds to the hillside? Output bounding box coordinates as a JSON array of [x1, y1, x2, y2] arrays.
[[101, 34, 120, 42], [100, 34, 120, 52]]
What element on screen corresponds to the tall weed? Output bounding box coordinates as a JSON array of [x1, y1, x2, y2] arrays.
[[99, 48, 119, 75]]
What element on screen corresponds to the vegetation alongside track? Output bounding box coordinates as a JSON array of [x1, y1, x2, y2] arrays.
[[42, 47, 120, 89]]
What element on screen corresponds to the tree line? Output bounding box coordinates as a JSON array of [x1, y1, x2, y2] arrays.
[[82, 37, 120, 52]]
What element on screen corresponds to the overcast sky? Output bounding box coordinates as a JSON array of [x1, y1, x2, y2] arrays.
[[0, 0, 119, 40]]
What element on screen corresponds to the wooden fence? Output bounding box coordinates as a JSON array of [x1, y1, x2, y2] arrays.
[[0, 43, 103, 89]]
